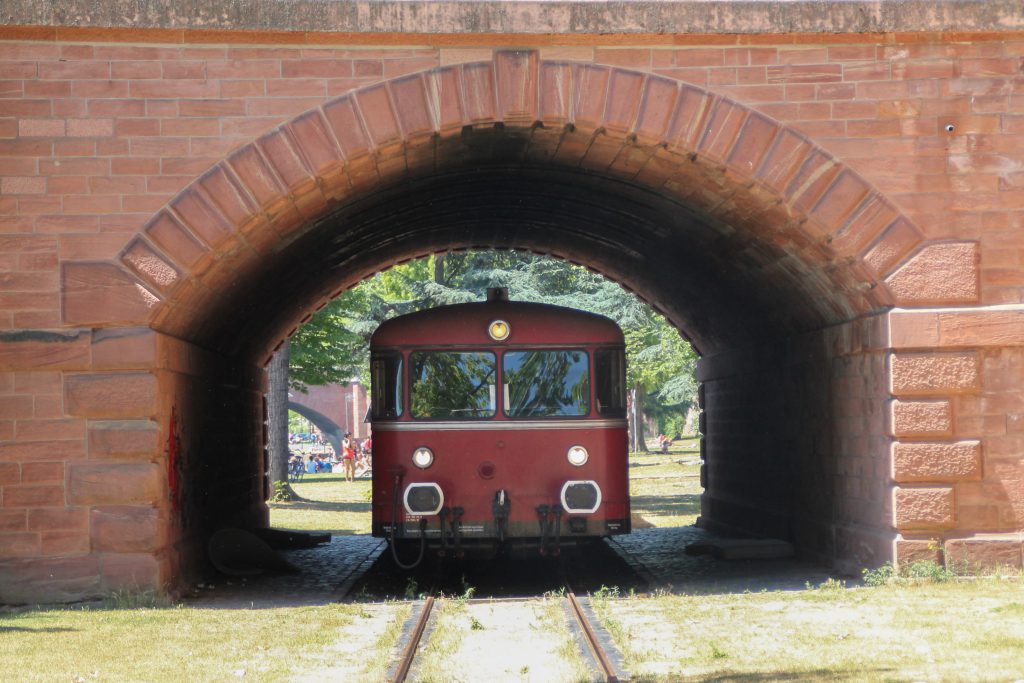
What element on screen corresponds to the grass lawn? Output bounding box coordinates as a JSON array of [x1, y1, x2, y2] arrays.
[[269, 473, 372, 534], [592, 580, 1024, 682], [629, 438, 702, 528], [0, 601, 406, 683]]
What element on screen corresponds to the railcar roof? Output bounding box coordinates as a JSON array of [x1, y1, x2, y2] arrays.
[[371, 300, 623, 347]]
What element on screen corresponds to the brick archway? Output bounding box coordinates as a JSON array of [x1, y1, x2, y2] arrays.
[[63, 52, 936, 358], [5, 45, 1010, 603]]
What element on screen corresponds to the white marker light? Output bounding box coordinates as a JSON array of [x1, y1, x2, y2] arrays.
[[567, 445, 589, 467], [412, 447, 434, 469]]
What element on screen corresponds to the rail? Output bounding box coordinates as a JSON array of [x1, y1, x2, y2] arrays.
[[387, 591, 623, 682]]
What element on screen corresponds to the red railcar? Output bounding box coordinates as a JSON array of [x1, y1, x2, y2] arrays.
[[370, 289, 629, 563]]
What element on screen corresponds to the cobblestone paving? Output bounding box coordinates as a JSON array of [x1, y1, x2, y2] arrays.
[[609, 526, 839, 594], [186, 526, 840, 607], [185, 535, 384, 608]]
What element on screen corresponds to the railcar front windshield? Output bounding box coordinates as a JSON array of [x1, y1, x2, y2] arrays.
[[503, 350, 590, 417], [409, 351, 497, 419]]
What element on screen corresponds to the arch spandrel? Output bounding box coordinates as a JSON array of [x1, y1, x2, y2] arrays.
[[64, 50, 930, 360]]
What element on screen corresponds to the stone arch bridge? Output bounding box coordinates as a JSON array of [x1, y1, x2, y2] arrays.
[[289, 382, 369, 456], [1, 1, 1023, 601]]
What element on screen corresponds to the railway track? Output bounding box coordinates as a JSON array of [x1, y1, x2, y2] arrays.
[[387, 590, 625, 683]]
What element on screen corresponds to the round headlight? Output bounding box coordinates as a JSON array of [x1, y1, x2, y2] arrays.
[[567, 445, 588, 467], [488, 320, 510, 341], [412, 447, 434, 469]]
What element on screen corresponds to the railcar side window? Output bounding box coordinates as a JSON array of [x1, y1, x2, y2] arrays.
[[595, 348, 626, 417], [503, 350, 589, 417], [371, 354, 403, 419], [409, 351, 496, 419]]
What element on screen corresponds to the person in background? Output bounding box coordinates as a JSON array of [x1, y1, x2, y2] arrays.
[[342, 432, 356, 482]]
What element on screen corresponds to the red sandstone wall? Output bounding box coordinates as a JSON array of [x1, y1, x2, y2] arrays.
[[0, 37, 1021, 289], [2, 31, 1024, 597]]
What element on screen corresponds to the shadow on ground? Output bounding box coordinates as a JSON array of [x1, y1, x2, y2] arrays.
[[631, 494, 701, 518]]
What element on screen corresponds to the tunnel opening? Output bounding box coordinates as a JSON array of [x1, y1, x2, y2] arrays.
[[263, 251, 702, 575], [153, 144, 894, 593], [74, 52, 928, 595]]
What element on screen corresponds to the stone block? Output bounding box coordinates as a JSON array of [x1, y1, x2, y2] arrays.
[[441, 48, 494, 66], [27, 507, 89, 531], [892, 441, 981, 482], [68, 463, 160, 506], [945, 537, 1022, 570], [62, 263, 161, 327], [91, 506, 162, 553], [87, 420, 160, 460], [539, 62, 572, 125], [0, 439, 86, 463], [863, 218, 921, 279], [603, 68, 644, 134], [120, 239, 182, 293], [572, 64, 610, 129], [195, 165, 256, 231], [100, 552, 162, 592], [832, 197, 900, 258], [322, 95, 371, 158], [0, 463, 19, 486], [90, 328, 157, 371], [809, 171, 871, 234], [938, 309, 1024, 347], [888, 311, 940, 348], [753, 128, 811, 194], [885, 242, 979, 305], [0, 396, 33, 420], [890, 352, 979, 396], [3, 485, 65, 508], [0, 510, 26, 532], [894, 487, 956, 530], [889, 400, 952, 437], [21, 462, 64, 484], [697, 98, 747, 163], [788, 150, 843, 219], [65, 372, 157, 419], [168, 190, 235, 249], [285, 110, 343, 177], [41, 529, 90, 555], [256, 128, 314, 191], [0, 331, 91, 371], [226, 144, 284, 208], [894, 538, 943, 567], [15, 418, 87, 441], [0, 532, 41, 557], [725, 112, 778, 176], [355, 84, 401, 147], [0, 555, 102, 604], [633, 75, 679, 144]]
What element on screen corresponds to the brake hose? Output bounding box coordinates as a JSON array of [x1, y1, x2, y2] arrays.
[[388, 473, 426, 570]]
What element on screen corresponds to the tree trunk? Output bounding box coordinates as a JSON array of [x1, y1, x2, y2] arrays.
[[267, 340, 295, 499], [434, 253, 445, 284], [630, 384, 649, 453]]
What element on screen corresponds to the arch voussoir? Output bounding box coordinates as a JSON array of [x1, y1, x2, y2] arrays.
[[61, 50, 938, 337]]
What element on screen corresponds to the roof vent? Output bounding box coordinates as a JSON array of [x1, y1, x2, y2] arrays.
[[487, 287, 509, 302]]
